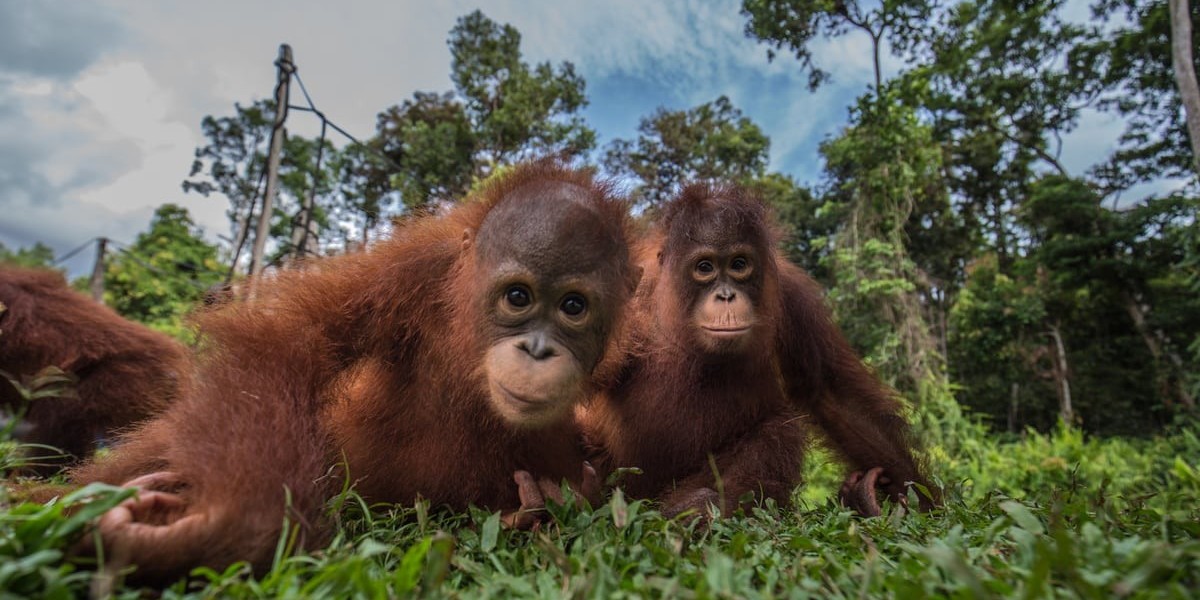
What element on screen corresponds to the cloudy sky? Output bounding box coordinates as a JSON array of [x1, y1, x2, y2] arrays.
[[0, 0, 1158, 275]]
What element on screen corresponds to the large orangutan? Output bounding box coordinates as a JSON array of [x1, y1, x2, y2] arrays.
[[579, 183, 931, 519], [0, 266, 187, 468], [70, 163, 640, 584]]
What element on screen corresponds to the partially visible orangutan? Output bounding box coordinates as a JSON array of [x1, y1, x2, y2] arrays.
[[70, 162, 639, 585], [0, 266, 188, 469], [579, 183, 932, 519]]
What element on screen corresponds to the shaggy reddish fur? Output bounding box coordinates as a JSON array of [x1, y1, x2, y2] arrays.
[[0, 266, 187, 468], [581, 183, 931, 517], [71, 162, 639, 584]]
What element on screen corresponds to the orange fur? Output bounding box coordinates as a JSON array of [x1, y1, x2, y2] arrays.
[[0, 266, 187, 469], [71, 162, 639, 583]]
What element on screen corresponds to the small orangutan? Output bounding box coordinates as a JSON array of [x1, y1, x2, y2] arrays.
[[0, 266, 188, 469], [68, 162, 640, 584], [579, 183, 932, 519]]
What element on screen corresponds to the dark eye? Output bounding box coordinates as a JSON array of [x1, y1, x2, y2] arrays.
[[560, 293, 587, 317], [696, 260, 715, 274], [731, 257, 749, 272], [505, 285, 532, 308]]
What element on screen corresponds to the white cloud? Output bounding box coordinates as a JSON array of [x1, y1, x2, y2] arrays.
[[0, 0, 1174, 277]]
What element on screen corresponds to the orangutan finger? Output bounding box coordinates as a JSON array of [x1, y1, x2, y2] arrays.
[[537, 478, 565, 505], [579, 461, 602, 506], [122, 471, 186, 493], [513, 471, 545, 510]]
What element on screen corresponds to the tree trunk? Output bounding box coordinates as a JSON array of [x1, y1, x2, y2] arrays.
[[871, 29, 882, 94], [1169, 0, 1200, 176], [1008, 382, 1020, 434], [1048, 324, 1073, 426], [225, 200, 255, 284], [1121, 290, 1196, 408]]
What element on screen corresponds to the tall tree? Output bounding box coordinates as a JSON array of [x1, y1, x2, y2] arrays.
[[448, 10, 595, 168], [1021, 176, 1196, 410], [914, 0, 1091, 271], [374, 91, 476, 210], [183, 101, 271, 269], [602, 96, 770, 206], [741, 0, 934, 92], [370, 11, 597, 210], [1086, 0, 1200, 190], [1169, 0, 1200, 176], [328, 142, 398, 246], [0, 242, 55, 269], [103, 205, 225, 339], [183, 100, 341, 267], [819, 92, 948, 393], [273, 134, 337, 263]]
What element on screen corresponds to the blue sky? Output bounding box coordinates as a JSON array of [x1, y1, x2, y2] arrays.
[[0, 0, 1174, 275]]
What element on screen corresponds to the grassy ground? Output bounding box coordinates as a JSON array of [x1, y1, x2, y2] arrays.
[[1, 423, 1198, 598]]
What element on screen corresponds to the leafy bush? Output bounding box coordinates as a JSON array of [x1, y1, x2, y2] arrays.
[[1, 409, 1197, 597]]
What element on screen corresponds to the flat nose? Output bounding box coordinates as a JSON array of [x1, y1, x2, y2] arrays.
[[715, 286, 736, 302], [517, 332, 558, 360]]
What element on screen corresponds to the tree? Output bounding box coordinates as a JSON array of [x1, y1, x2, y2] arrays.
[[183, 100, 343, 268], [183, 101, 271, 268], [952, 178, 1199, 434], [1169, 0, 1200, 177], [328, 143, 398, 246], [374, 91, 475, 210], [369, 11, 597, 210], [103, 205, 225, 339], [1021, 176, 1196, 411], [913, 0, 1091, 271], [0, 242, 56, 269], [741, 0, 934, 92], [603, 96, 770, 206], [819, 92, 948, 393], [948, 254, 1055, 431], [449, 10, 595, 167], [273, 134, 337, 263], [1086, 0, 1200, 189]]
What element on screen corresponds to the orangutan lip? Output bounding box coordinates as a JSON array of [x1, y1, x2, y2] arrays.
[[702, 326, 751, 334], [496, 382, 545, 407]]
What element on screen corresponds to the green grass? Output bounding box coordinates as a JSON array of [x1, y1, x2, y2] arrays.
[[2, 424, 1199, 598]]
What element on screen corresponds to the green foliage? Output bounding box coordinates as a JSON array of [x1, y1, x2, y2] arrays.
[[820, 92, 949, 391], [0, 484, 134, 598], [183, 99, 350, 256], [367, 10, 596, 211], [745, 173, 837, 281], [741, 0, 934, 90], [183, 100, 272, 226], [1085, 0, 1200, 190], [0, 367, 76, 471], [950, 177, 1198, 433], [949, 255, 1055, 430], [374, 91, 476, 210], [603, 96, 770, 207], [0, 242, 57, 269], [449, 10, 595, 164], [2, 421, 1198, 597], [103, 204, 225, 339]]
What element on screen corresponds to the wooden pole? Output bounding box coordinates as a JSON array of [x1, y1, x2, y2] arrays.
[[248, 44, 293, 290], [89, 237, 107, 303]]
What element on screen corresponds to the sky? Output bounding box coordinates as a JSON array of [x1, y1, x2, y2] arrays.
[[0, 0, 1174, 276]]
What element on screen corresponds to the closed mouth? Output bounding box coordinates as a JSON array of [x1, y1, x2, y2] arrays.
[[496, 381, 545, 407], [702, 326, 751, 334]]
